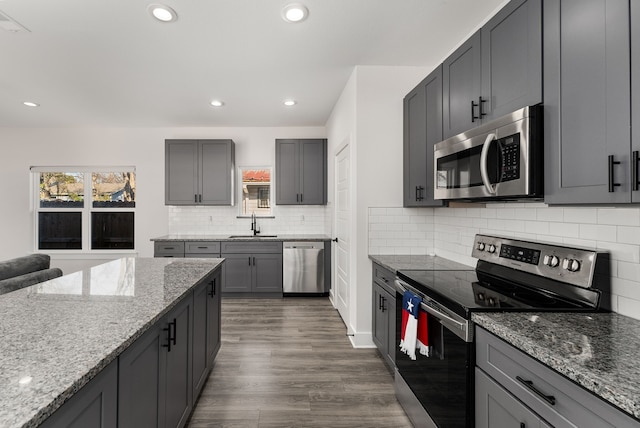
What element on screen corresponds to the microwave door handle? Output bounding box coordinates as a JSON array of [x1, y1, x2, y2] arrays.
[[480, 133, 497, 194]]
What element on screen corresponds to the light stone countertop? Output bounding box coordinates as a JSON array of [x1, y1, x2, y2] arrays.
[[151, 234, 331, 242], [0, 257, 223, 428], [473, 312, 640, 422], [368, 254, 474, 273]]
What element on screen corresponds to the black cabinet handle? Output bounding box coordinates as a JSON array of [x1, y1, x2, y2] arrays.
[[478, 96, 487, 118], [521, 424, 525, 428], [633, 151, 639, 192], [296, 193, 299, 202], [162, 318, 177, 352], [208, 279, 216, 297], [516, 376, 555, 405], [253, 256, 256, 266], [471, 100, 479, 122], [300, 193, 303, 203], [165, 247, 175, 250], [415, 186, 420, 201], [608, 155, 621, 192], [381, 296, 386, 312], [194, 194, 198, 203], [378, 294, 383, 310], [199, 194, 202, 203], [248, 257, 251, 265]]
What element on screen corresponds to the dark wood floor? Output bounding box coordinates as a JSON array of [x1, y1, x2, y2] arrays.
[[187, 297, 412, 428]]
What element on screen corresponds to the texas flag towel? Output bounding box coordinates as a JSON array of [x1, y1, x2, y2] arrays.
[[399, 290, 420, 360], [417, 307, 431, 357]]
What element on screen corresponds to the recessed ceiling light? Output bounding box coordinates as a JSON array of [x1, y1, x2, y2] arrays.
[[281, 3, 308, 23], [23, 101, 39, 107], [283, 99, 297, 106], [148, 4, 177, 22], [210, 100, 224, 107]]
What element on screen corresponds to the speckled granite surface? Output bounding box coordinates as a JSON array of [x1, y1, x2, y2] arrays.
[[473, 312, 640, 421], [369, 254, 473, 273], [152, 234, 331, 242], [0, 257, 223, 428]]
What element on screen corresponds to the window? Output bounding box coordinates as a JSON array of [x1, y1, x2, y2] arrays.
[[33, 168, 136, 252], [238, 167, 272, 216]]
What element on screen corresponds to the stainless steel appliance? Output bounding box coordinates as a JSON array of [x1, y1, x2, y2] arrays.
[[394, 234, 609, 428], [283, 241, 326, 295], [434, 105, 543, 201]]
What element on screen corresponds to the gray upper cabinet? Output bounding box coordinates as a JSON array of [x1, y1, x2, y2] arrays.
[[276, 139, 327, 205], [544, 0, 631, 204], [442, 0, 541, 139], [165, 139, 235, 206], [481, 0, 542, 120], [443, 30, 482, 139], [403, 65, 445, 207], [632, 1, 640, 202]]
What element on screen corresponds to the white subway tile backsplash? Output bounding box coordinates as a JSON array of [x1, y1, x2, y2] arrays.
[[369, 204, 640, 319]]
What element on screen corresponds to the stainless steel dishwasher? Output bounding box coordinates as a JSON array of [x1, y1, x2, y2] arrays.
[[283, 241, 325, 295]]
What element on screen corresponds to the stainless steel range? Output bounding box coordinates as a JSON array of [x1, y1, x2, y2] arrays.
[[393, 234, 609, 428]]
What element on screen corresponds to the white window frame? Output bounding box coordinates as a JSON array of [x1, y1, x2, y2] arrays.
[[31, 166, 137, 255]]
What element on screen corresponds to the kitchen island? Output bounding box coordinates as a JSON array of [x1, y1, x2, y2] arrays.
[[0, 257, 223, 428]]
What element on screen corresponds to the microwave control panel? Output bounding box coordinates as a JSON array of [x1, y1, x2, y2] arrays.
[[499, 133, 520, 182]]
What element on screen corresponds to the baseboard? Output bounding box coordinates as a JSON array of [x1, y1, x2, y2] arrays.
[[348, 331, 376, 348]]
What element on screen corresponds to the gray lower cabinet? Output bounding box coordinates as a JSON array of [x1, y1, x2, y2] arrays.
[[476, 368, 551, 428], [371, 263, 396, 369], [476, 327, 640, 428], [275, 139, 327, 205], [193, 272, 221, 399], [221, 242, 283, 295], [165, 139, 235, 206], [403, 65, 444, 207], [155, 241, 185, 258], [40, 361, 118, 428], [442, 0, 541, 139], [544, 0, 632, 204]]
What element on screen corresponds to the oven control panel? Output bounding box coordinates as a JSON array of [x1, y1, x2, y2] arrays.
[[472, 234, 602, 288]]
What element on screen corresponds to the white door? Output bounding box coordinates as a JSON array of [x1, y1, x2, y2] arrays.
[[333, 141, 351, 325]]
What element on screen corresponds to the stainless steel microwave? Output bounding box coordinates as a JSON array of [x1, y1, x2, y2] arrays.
[[433, 105, 543, 201]]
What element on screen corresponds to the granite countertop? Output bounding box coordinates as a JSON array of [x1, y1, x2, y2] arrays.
[[369, 254, 473, 273], [473, 312, 640, 421], [152, 234, 331, 242], [0, 257, 223, 428]]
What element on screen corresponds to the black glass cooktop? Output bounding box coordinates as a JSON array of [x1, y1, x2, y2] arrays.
[[397, 268, 590, 319]]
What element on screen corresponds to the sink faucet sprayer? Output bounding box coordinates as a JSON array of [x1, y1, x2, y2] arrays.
[[251, 212, 260, 236]]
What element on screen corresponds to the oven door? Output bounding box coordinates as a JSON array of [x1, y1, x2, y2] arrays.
[[395, 279, 474, 428]]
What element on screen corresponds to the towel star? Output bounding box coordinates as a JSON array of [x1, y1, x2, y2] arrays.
[[407, 299, 414, 312]]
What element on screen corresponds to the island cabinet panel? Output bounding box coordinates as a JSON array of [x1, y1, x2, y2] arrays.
[[193, 271, 222, 398], [118, 324, 164, 428], [40, 361, 118, 428], [544, 0, 631, 204]]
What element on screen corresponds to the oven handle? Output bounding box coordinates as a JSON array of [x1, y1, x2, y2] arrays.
[[395, 279, 472, 343], [480, 132, 497, 195]]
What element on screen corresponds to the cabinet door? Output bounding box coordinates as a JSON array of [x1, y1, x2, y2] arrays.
[[443, 30, 482, 139], [200, 140, 234, 205], [40, 361, 118, 428], [192, 280, 209, 398], [476, 368, 547, 428], [404, 66, 444, 207], [275, 139, 300, 204], [221, 253, 253, 292], [481, 0, 542, 120], [300, 139, 327, 204], [118, 325, 163, 428], [544, 0, 630, 204], [372, 284, 387, 354], [632, 1, 640, 202], [206, 273, 222, 365], [166, 140, 199, 205], [253, 253, 283, 293], [163, 297, 193, 428]]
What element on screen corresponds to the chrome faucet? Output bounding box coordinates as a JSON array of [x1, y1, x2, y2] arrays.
[[251, 212, 260, 236]]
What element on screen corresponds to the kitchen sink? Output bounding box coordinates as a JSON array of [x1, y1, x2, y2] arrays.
[[228, 235, 278, 238]]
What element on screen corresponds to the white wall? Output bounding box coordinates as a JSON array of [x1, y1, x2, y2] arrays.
[[326, 65, 430, 346], [0, 126, 324, 272]]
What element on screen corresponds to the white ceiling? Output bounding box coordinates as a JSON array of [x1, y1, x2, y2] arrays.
[[0, 0, 506, 128]]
